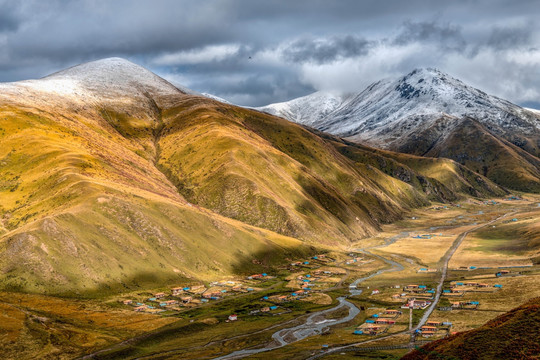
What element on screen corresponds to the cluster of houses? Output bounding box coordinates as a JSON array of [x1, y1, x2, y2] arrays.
[[345, 256, 365, 265], [402, 298, 432, 310], [290, 254, 333, 267], [390, 284, 435, 309], [495, 269, 520, 277], [121, 281, 263, 313], [451, 300, 480, 309], [353, 309, 402, 336], [416, 321, 453, 338], [447, 281, 502, 293], [266, 289, 310, 303], [454, 266, 478, 271]]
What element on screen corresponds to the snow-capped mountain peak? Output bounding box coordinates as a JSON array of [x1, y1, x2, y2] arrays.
[[0, 57, 194, 114], [257, 68, 540, 149]]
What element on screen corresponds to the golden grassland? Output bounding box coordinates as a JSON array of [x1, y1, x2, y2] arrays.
[[0, 291, 176, 359], [1, 80, 539, 360]]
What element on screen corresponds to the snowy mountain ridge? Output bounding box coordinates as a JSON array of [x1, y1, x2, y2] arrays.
[[256, 68, 540, 150]]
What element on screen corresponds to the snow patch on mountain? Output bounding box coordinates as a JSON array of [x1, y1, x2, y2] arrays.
[[0, 58, 193, 114], [256, 91, 346, 126], [257, 68, 540, 148]]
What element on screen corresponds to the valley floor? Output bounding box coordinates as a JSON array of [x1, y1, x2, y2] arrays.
[[1, 195, 540, 360]]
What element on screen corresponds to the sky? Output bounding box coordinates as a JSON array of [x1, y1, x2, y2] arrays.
[[0, 0, 539, 108]]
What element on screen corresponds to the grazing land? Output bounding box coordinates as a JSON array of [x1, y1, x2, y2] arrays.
[[1, 195, 539, 359]]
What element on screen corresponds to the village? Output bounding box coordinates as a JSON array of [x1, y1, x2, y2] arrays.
[[117, 253, 372, 319], [96, 195, 540, 359]]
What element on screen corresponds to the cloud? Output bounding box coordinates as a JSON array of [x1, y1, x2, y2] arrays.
[[281, 35, 372, 64], [0, 1, 21, 32], [393, 21, 467, 52], [486, 24, 533, 51], [0, 1, 539, 107], [152, 44, 245, 66]]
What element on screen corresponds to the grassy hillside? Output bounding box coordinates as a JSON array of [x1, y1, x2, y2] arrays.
[[402, 297, 540, 360], [311, 130, 506, 200], [395, 116, 540, 193], [0, 63, 507, 295]]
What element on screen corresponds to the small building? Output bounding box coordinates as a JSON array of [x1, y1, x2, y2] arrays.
[[371, 289, 380, 295], [154, 292, 166, 299], [228, 314, 238, 321], [477, 283, 489, 288], [261, 307, 270, 312], [180, 296, 193, 303], [494, 284, 503, 288], [164, 300, 178, 306], [190, 285, 206, 292], [269, 305, 278, 310], [122, 299, 133, 305], [353, 330, 363, 335], [406, 299, 431, 309], [426, 321, 442, 326], [171, 287, 184, 296], [134, 305, 147, 312]]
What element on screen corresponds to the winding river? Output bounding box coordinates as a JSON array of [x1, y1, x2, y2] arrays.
[[213, 232, 410, 360]]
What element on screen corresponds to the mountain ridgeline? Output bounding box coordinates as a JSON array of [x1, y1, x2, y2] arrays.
[[0, 58, 504, 295], [258, 68, 540, 192]]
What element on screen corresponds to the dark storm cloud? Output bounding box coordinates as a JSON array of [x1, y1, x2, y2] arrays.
[[393, 21, 467, 52], [486, 25, 533, 50], [282, 36, 372, 64], [0, 0, 539, 107], [0, 1, 20, 32]]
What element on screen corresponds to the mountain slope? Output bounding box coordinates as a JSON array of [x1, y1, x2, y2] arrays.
[[402, 297, 540, 360], [257, 68, 540, 192], [0, 58, 504, 295]]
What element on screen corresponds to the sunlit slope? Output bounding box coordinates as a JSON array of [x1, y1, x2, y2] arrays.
[[310, 131, 505, 200], [156, 97, 439, 244], [0, 102, 310, 295], [0, 58, 508, 295]]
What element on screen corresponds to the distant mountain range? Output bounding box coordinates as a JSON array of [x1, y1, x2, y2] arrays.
[[257, 68, 540, 192], [0, 58, 504, 295]]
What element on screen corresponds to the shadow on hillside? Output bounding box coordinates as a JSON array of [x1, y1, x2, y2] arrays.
[[230, 243, 317, 276]]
